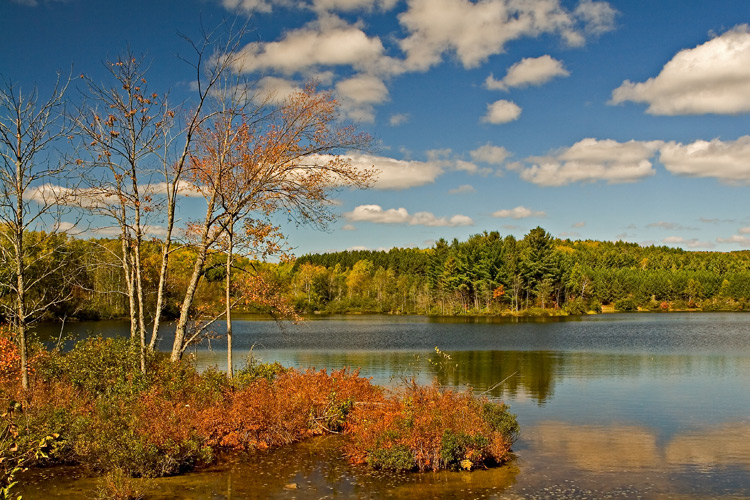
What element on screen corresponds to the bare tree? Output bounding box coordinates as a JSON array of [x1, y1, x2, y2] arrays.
[[0, 73, 73, 390], [73, 24, 252, 372], [169, 83, 375, 362]]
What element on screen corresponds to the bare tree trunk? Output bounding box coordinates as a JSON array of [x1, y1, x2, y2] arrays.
[[170, 193, 217, 361], [14, 208, 28, 390], [225, 221, 234, 378]]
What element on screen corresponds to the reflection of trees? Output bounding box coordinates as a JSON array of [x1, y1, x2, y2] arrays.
[[434, 350, 560, 405]]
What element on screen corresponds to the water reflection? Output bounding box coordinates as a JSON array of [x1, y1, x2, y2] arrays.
[[197, 348, 750, 410], [20, 437, 521, 499], [22, 314, 750, 498]]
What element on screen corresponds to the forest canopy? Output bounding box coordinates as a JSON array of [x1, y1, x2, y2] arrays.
[[5, 226, 750, 326]]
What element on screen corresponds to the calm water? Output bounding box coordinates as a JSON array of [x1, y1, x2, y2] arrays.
[[23, 313, 750, 499]]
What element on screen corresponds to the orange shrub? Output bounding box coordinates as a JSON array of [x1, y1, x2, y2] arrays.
[[196, 368, 381, 450], [344, 382, 518, 472], [0, 333, 20, 386]]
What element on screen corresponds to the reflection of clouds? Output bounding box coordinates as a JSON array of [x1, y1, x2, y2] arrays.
[[666, 423, 750, 468], [530, 422, 661, 471], [528, 421, 750, 474]]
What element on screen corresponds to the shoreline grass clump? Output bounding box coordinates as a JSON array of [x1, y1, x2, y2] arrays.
[[0, 332, 519, 487]]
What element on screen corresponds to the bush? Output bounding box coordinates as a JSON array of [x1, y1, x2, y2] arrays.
[[587, 299, 602, 313], [39, 336, 146, 396], [564, 298, 587, 315], [345, 383, 518, 472], [367, 444, 415, 471], [614, 298, 638, 312], [1, 335, 520, 480]]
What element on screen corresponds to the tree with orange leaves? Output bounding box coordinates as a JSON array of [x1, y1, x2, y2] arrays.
[[169, 83, 374, 364]]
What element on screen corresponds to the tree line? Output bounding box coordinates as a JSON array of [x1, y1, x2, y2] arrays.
[[292, 227, 750, 315], [5, 226, 750, 330]]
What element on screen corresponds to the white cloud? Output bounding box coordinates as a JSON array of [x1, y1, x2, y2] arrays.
[[397, 0, 616, 72], [449, 184, 475, 194], [343, 153, 444, 189], [389, 113, 409, 126], [659, 136, 750, 182], [574, 0, 618, 35], [492, 206, 546, 219], [485, 55, 569, 91], [740, 227, 750, 234], [454, 160, 492, 175], [470, 143, 511, 164], [222, 0, 399, 14], [717, 234, 750, 246], [344, 204, 474, 226], [335, 74, 389, 122], [647, 221, 697, 231], [233, 17, 389, 75], [482, 100, 521, 124], [222, 0, 279, 12], [516, 138, 662, 186], [311, 0, 399, 12], [611, 25, 750, 115], [342, 223, 357, 230], [572, 221, 586, 228], [559, 231, 581, 238], [254, 76, 302, 104], [662, 236, 715, 249], [424, 148, 494, 175]]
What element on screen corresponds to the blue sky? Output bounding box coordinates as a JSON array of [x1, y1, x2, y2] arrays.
[[3, 0, 750, 255]]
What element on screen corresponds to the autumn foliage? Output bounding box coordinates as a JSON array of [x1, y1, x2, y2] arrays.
[[345, 382, 518, 472], [0, 336, 518, 479]]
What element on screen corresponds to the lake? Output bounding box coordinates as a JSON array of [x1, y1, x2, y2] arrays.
[[21, 313, 750, 499]]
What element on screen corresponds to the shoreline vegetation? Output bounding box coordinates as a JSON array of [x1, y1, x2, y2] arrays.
[[9, 226, 750, 328], [1, 334, 519, 499]]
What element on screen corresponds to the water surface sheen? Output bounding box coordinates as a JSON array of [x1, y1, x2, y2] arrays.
[[25, 313, 750, 499]]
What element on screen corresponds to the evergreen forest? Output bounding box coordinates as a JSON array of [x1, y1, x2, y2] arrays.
[[7, 226, 750, 325]]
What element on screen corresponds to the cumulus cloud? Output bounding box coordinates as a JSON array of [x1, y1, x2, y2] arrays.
[[647, 221, 697, 231], [659, 136, 750, 182], [233, 17, 390, 75], [611, 25, 750, 115], [448, 184, 475, 194], [574, 0, 618, 35], [454, 160, 492, 175], [492, 206, 546, 219], [311, 0, 399, 12], [559, 231, 581, 238], [342, 153, 444, 189], [515, 138, 662, 186], [222, 0, 277, 12], [335, 74, 389, 122], [717, 234, 750, 246], [470, 143, 511, 164], [423, 148, 493, 175], [344, 204, 473, 226], [485, 55, 570, 91], [397, 0, 617, 71], [482, 100, 521, 124], [254, 76, 302, 104], [342, 223, 357, 230], [662, 236, 715, 249], [389, 113, 409, 126]]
